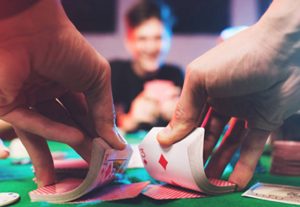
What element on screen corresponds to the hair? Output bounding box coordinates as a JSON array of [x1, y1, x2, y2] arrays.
[[125, 0, 175, 32]]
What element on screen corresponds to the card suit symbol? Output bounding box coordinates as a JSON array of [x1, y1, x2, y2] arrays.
[[143, 159, 148, 165], [159, 154, 168, 170], [105, 163, 113, 179]]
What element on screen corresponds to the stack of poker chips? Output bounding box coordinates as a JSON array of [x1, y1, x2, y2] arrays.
[[270, 141, 300, 176]]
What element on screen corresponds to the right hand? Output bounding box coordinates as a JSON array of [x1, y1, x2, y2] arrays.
[[157, 0, 300, 189]]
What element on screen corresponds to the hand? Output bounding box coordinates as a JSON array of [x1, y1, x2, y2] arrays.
[[157, 0, 300, 189], [144, 80, 181, 120], [119, 92, 160, 132], [0, 0, 125, 187]]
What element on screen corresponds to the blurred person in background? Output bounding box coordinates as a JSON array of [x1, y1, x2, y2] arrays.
[[110, 0, 184, 133]]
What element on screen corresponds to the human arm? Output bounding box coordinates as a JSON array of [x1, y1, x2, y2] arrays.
[[0, 0, 125, 187], [157, 0, 300, 189]]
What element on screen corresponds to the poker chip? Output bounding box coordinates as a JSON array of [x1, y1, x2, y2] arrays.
[[0, 192, 20, 207], [270, 141, 300, 176]]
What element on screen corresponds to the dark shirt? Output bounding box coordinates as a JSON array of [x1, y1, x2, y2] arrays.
[[110, 59, 184, 131]]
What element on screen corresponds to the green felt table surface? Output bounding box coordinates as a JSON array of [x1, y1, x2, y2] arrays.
[[1, 134, 300, 207]]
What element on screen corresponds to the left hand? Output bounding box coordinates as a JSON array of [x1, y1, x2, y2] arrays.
[[0, 0, 125, 187]]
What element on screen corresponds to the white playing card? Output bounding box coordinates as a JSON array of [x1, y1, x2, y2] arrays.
[[139, 127, 202, 192], [30, 138, 132, 203], [127, 144, 144, 168], [139, 127, 236, 195]]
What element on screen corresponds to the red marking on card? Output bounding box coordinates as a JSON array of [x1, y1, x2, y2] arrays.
[[139, 148, 146, 158], [143, 184, 205, 200], [30, 179, 82, 195], [143, 159, 148, 165], [73, 181, 149, 203], [105, 163, 113, 179], [209, 178, 236, 187], [158, 154, 168, 170]]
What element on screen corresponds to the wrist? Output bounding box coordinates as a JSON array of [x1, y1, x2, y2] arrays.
[[0, 0, 40, 19]]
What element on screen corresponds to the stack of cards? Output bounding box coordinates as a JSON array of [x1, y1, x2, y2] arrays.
[[29, 138, 133, 203], [270, 141, 300, 176], [138, 127, 236, 199]]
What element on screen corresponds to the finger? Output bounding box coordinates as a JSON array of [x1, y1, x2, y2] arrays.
[[58, 92, 93, 136], [14, 127, 55, 187], [0, 139, 9, 159], [229, 128, 270, 189], [0, 120, 15, 139], [205, 118, 245, 178], [34, 34, 125, 150], [157, 67, 208, 147], [2, 107, 86, 146], [34, 99, 93, 162], [202, 110, 231, 162]]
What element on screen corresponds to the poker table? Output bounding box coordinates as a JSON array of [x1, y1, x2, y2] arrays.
[[1, 132, 300, 207]]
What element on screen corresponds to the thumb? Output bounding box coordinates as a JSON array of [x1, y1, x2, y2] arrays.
[[157, 67, 208, 147]]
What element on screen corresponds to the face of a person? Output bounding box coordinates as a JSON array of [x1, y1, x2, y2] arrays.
[[126, 17, 171, 76]]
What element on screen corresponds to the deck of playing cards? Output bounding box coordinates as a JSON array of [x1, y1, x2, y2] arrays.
[[270, 141, 300, 176], [138, 127, 236, 199], [29, 138, 132, 203]]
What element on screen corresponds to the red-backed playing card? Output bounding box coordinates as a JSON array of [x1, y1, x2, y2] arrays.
[[142, 178, 235, 200], [73, 181, 150, 203], [142, 184, 206, 200]]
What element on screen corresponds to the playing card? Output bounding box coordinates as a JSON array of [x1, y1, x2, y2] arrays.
[[139, 127, 236, 195], [127, 144, 145, 168], [243, 182, 300, 205], [142, 184, 206, 200], [29, 138, 132, 203], [142, 178, 236, 200], [139, 127, 202, 192], [53, 159, 89, 179], [73, 181, 150, 203]]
